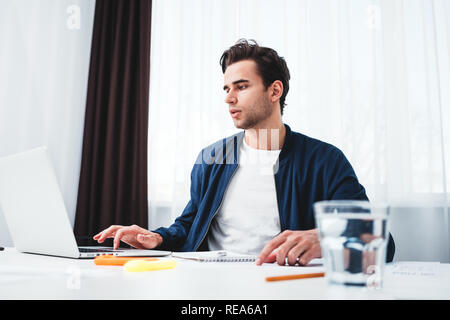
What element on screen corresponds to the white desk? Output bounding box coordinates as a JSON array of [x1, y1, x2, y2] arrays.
[[1, 248, 449, 300]]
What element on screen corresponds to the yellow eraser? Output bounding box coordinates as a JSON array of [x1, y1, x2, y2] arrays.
[[124, 259, 178, 272]]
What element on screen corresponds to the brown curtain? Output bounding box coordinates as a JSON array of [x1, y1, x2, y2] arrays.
[[74, 0, 152, 246]]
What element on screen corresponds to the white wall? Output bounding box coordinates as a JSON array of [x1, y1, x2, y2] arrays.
[[0, 0, 96, 246], [390, 207, 450, 263]]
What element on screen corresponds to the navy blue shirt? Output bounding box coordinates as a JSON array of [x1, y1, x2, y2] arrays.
[[153, 124, 395, 262]]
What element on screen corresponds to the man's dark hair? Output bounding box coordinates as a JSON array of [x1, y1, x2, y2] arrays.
[[220, 39, 290, 115]]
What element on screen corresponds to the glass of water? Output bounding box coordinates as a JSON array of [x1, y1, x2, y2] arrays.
[[314, 200, 389, 288]]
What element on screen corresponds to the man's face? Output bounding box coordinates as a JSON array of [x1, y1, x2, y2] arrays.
[[223, 60, 272, 129]]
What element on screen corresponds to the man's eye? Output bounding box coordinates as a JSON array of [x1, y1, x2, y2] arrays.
[[238, 85, 247, 90]]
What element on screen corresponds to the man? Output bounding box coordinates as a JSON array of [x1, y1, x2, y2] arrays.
[[94, 39, 395, 265]]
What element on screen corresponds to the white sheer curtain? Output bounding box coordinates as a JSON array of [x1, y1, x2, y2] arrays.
[[0, 0, 96, 245], [148, 0, 450, 227]]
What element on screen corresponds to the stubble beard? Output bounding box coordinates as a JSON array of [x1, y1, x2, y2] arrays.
[[235, 95, 273, 130]]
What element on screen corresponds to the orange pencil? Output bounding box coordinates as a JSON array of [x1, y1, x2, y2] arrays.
[[265, 272, 325, 282]]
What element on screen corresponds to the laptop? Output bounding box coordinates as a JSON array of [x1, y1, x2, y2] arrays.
[[0, 147, 171, 259]]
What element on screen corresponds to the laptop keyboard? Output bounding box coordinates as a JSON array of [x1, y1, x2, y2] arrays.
[[79, 248, 118, 253]]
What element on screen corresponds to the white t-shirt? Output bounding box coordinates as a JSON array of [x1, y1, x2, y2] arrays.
[[207, 138, 281, 255]]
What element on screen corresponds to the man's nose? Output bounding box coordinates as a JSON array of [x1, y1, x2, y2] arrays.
[[224, 91, 237, 105]]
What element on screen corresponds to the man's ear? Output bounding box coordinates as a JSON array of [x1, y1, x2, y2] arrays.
[[270, 80, 283, 103]]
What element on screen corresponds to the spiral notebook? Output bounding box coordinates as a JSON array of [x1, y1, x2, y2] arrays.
[[171, 250, 257, 262]]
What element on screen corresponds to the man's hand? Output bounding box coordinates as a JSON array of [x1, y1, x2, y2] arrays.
[[256, 229, 322, 266], [93, 224, 163, 250]]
